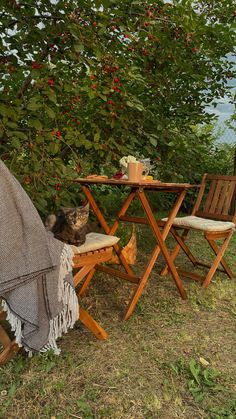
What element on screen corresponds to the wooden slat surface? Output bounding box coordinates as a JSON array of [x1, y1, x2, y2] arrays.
[[217, 181, 229, 214], [73, 247, 112, 267], [209, 180, 222, 213], [194, 210, 233, 221], [73, 178, 198, 190], [201, 178, 236, 219], [222, 182, 236, 215], [206, 174, 236, 181], [204, 180, 216, 212]]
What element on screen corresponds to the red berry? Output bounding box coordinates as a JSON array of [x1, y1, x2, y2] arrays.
[[2, 153, 9, 161], [90, 75, 95, 80], [75, 164, 81, 173], [54, 183, 61, 191], [113, 170, 123, 179], [32, 61, 42, 70], [92, 21, 97, 27], [56, 131, 61, 137], [23, 175, 31, 185], [47, 79, 54, 86]]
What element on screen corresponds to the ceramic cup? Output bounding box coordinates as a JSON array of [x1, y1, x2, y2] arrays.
[[128, 162, 144, 182]]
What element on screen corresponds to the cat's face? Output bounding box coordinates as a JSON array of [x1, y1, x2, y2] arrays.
[[62, 202, 89, 228]]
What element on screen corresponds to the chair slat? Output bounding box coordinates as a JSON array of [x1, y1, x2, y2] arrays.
[[222, 181, 236, 215], [192, 174, 207, 214], [216, 181, 230, 214], [194, 211, 233, 221], [204, 180, 216, 212], [209, 180, 222, 213], [206, 174, 236, 181]]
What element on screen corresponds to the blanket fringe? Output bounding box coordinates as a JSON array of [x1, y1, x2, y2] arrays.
[[2, 244, 79, 356], [58, 244, 74, 301], [40, 279, 79, 355], [1, 299, 23, 348]]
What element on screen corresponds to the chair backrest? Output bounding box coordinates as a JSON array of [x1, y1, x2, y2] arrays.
[[192, 174, 236, 223]]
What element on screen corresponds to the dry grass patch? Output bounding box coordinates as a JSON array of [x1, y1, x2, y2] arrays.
[[1, 228, 236, 419]]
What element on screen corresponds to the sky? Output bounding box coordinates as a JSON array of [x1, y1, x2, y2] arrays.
[[207, 68, 236, 144], [207, 97, 235, 144]]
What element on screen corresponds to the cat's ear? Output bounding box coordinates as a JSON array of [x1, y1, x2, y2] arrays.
[[83, 201, 89, 212], [60, 207, 72, 214]]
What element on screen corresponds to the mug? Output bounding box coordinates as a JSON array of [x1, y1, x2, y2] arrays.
[[128, 162, 143, 182]]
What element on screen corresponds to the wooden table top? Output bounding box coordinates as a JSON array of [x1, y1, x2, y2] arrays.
[[73, 177, 199, 190]]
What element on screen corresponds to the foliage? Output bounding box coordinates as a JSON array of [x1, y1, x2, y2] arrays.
[[153, 124, 236, 183], [0, 0, 235, 213]]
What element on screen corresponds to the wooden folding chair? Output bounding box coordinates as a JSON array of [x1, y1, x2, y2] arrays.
[[0, 237, 116, 365], [161, 174, 236, 287]]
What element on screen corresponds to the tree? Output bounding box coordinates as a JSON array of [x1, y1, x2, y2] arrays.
[[1, 0, 235, 213]]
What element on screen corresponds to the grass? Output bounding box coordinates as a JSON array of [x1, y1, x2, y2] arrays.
[[1, 224, 236, 419]]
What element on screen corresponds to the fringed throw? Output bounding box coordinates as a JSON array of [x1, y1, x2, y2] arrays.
[[0, 161, 79, 354]]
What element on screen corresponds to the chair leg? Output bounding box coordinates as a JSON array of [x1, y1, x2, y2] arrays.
[[206, 238, 234, 279], [160, 228, 195, 276], [79, 307, 108, 340], [78, 268, 96, 296], [203, 233, 233, 288], [73, 264, 95, 288], [0, 325, 19, 366]]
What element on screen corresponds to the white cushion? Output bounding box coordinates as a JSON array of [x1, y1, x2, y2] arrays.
[[162, 215, 235, 232], [71, 232, 119, 254]]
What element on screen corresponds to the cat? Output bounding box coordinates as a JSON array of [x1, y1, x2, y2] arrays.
[[45, 202, 91, 246]]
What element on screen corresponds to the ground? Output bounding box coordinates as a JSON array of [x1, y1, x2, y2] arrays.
[[1, 224, 236, 419]]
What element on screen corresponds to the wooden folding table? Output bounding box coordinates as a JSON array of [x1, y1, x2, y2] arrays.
[[73, 178, 198, 320]]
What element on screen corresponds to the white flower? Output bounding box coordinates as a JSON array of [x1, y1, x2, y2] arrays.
[[119, 155, 138, 169]]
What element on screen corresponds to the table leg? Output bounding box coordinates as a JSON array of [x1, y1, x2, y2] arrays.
[[124, 189, 187, 320]]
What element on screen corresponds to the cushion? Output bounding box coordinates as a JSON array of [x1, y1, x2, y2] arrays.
[[161, 215, 235, 232], [71, 232, 119, 254]]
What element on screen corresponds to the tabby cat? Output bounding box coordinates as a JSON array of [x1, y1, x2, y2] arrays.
[[45, 202, 91, 246]]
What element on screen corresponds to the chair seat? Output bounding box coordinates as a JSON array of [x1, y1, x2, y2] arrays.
[[162, 216, 235, 232], [71, 232, 119, 254]]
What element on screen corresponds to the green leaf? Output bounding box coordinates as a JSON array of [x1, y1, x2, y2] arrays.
[[45, 106, 56, 119], [189, 359, 201, 385], [0, 104, 9, 116], [74, 43, 84, 53], [28, 119, 43, 131], [27, 99, 41, 111], [11, 138, 21, 148], [12, 131, 27, 140], [94, 48, 102, 60], [47, 90, 57, 104], [149, 135, 157, 147], [6, 121, 18, 129], [49, 142, 60, 154], [94, 132, 100, 142]]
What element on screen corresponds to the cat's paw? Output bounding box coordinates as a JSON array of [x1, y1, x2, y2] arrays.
[[44, 214, 57, 231], [70, 245, 79, 254]]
